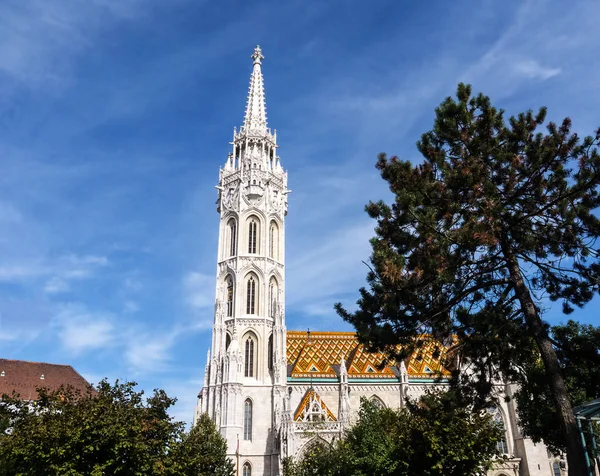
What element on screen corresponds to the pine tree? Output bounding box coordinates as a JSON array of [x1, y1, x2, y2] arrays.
[[336, 83, 600, 475]]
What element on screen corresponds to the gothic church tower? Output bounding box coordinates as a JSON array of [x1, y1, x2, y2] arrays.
[[196, 46, 289, 476]]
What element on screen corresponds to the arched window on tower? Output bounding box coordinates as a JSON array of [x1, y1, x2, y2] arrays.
[[228, 218, 237, 257], [244, 334, 256, 377], [268, 277, 278, 318], [243, 401, 253, 441], [268, 334, 274, 371], [488, 407, 509, 454], [243, 462, 252, 476], [248, 217, 259, 254], [246, 275, 257, 315], [225, 333, 231, 351], [226, 275, 234, 317], [269, 221, 279, 259]]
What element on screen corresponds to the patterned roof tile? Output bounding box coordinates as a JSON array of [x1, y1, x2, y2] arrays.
[[286, 331, 451, 379]]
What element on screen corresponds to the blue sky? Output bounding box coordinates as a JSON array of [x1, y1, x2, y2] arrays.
[[1, 0, 599, 424]]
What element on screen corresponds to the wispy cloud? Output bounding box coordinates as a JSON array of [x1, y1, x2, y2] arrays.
[[125, 332, 175, 374], [52, 303, 115, 355], [183, 272, 215, 310], [513, 59, 561, 80], [44, 277, 70, 294]]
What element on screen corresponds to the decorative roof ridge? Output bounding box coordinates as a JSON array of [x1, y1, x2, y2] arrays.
[[287, 330, 358, 337]]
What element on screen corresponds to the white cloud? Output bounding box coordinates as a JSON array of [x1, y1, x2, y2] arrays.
[[183, 272, 215, 309], [0, 264, 46, 281], [513, 59, 561, 80], [53, 304, 115, 355], [287, 220, 374, 308], [125, 333, 174, 374], [43, 276, 70, 294]]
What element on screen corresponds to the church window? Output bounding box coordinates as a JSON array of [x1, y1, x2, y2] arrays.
[[268, 277, 278, 318], [244, 335, 255, 377], [243, 401, 253, 441], [243, 462, 252, 476], [488, 407, 509, 454], [228, 219, 237, 257], [269, 221, 279, 259], [225, 333, 231, 351], [226, 275, 234, 317], [268, 334, 274, 371], [552, 463, 561, 476], [370, 396, 385, 409], [248, 217, 259, 254], [246, 275, 257, 314]]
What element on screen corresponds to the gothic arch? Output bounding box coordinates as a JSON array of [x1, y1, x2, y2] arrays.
[[242, 331, 258, 377], [239, 263, 265, 280], [244, 272, 260, 315], [369, 395, 385, 409], [268, 276, 279, 318], [267, 214, 283, 226], [298, 437, 330, 459], [242, 461, 252, 476], [226, 217, 238, 257], [267, 333, 274, 371], [268, 220, 280, 260], [224, 274, 235, 317], [246, 215, 261, 254], [268, 268, 283, 282], [488, 406, 509, 454], [242, 207, 267, 223]]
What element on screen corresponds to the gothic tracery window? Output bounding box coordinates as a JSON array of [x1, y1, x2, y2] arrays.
[[228, 218, 237, 257], [248, 217, 258, 254], [243, 462, 252, 476], [226, 275, 234, 317], [488, 407, 509, 454], [246, 275, 257, 315], [268, 276, 278, 318], [269, 221, 279, 259], [243, 401, 253, 441], [268, 334, 274, 371], [244, 334, 255, 377], [370, 396, 385, 409]]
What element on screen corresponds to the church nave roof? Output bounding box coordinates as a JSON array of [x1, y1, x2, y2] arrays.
[[286, 330, 452, 380]]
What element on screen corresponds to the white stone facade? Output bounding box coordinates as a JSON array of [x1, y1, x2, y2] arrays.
[[194, 47, 566, 476]]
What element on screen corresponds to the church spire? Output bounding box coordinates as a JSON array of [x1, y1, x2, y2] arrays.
[[242, 46, 268, 135]]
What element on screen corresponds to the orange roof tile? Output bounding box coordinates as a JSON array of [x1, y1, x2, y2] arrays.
[[286, 331, 451, 379]]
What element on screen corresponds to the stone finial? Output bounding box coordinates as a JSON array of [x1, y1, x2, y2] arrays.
[[251, 45, 264, 65]]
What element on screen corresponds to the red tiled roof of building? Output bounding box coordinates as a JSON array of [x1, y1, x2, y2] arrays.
[[0, 359, 93, 400]]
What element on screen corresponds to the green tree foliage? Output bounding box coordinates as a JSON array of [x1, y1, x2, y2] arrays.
[[335, 83, 600, 475], [170, 413, 235, 476], [0, 380, 234, 476], [515, 320, 600, 454], [284, 391, 502, 476]]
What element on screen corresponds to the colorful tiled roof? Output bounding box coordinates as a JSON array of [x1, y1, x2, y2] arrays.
[[0, 359, 93, 400], [286, 331, 452, 379]]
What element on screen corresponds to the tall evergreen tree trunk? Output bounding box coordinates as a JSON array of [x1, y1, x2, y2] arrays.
[[501, 242, 588, 476]]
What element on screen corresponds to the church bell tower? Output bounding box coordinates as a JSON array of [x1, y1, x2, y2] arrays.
[[196, 46, 289, 476]]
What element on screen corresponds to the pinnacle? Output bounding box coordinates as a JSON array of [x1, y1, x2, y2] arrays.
[[242, 46, 268, 135]]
